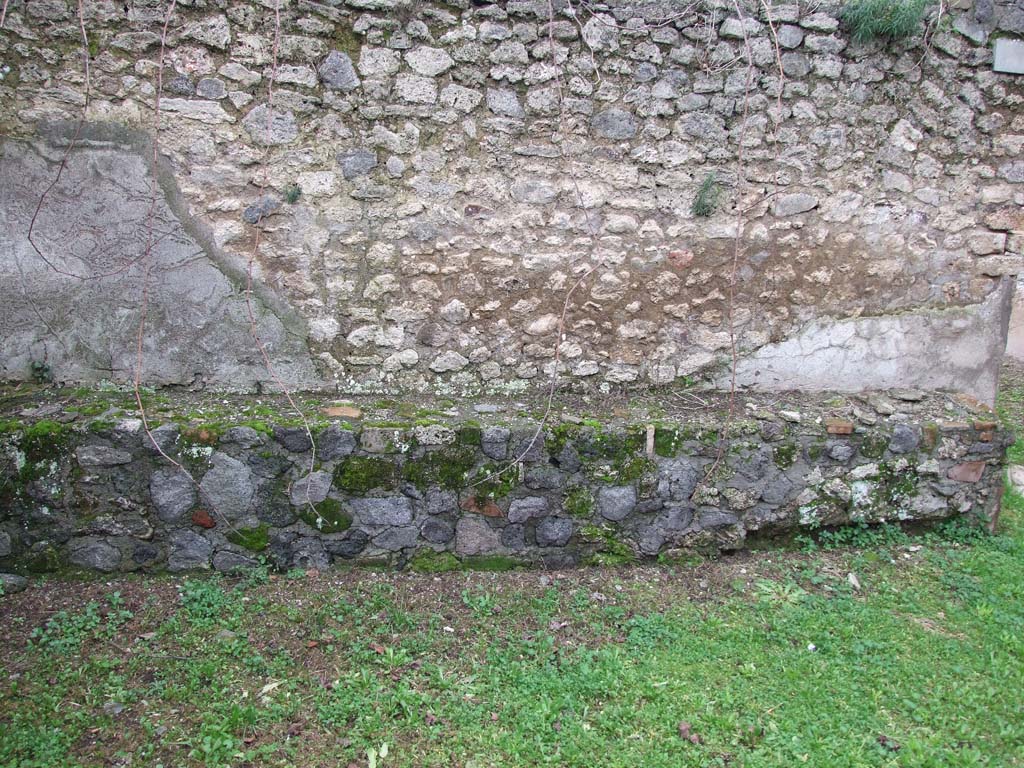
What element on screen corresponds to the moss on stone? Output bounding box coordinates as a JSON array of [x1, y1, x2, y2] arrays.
[[457, 425, 482, 446], [773, 441, 798, 469], [545, 423, 581, 455], [26, 544, 62, 573], [563, 486, 594, 518], [408, 549, 460, 573], [654, 427, 682, 458], [471, 462, 517, 501], [21, 420, 73, 460], [460, 554, 522, 571], [699, 428, 721, 445], [874, 462, 919, 507], [580, 523, 636, 566], [299, 498, 352, 534], [590, 454, 656, 484], [860, 434, 888, 459], [334, 456, 396, 493], [227, 523, 270, 552], [332, 22, 363, 57], [585, 549, 635, 567], [402, 446, 477, 490], [239, 420, 273, 436], [0, 419, 24, 435]]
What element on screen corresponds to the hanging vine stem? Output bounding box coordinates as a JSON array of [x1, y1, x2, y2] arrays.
[[243, 0, 321, 520]]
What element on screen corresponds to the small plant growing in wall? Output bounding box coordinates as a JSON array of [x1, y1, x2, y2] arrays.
[[841, 0, 930, 42], [30, 360, 53, 384], [691, 172, 719, 218], [283, 183, 302, 204]]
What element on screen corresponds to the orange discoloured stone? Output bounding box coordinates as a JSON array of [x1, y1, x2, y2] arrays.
[[323, 405, 362, 419]]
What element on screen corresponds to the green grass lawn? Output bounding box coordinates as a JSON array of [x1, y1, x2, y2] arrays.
[[2, 370, 1023, 768], [1, 505, 1022, 767]]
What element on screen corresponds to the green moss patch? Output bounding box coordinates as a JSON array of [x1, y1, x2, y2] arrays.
[[402, 447, 477, 490], [334, 456, 396, 493], [459, 555, 523, 572], [589, 455, 656, 484], [227, 524, 269, 552], [874, 462, 920, 507], [773, 441, 798, 469], [470, 462, 517, 502], [545, 423, 582, 455], [408, 549, 460, 573], [860, 434, 889, 460], [563, 486, 594, 518], [299, 498, 352, 534], [20, 420, 74, 461], [654, 427, 683, 458], [456, 425, 482, 446], [580, 523, 636, 566]]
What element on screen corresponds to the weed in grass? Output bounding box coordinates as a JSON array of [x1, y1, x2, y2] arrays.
[[461, 588, 497, 618], [28, 593, 130, 654], [180, 578, 229, 625], [29, 602, 102, 654], [189, 720, 239, 768], [799, 521, 911, 551]]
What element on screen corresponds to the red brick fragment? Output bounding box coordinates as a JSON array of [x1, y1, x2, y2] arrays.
[[947, 461, 986, 483], [825, 418, 854, 435], [191, 509, 216, 528], [460, 495, 503, 517]]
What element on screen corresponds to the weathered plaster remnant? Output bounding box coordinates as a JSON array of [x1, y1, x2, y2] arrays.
[[0, 126, 317, 390], [729, 279, 1013, 404]]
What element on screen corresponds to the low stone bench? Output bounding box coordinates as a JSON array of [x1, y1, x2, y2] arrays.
[[0, 387, 1010, 574]]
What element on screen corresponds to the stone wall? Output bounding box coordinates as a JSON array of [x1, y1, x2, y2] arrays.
[[0, 0, 1022, 401], [0, 389, 1009, 573]]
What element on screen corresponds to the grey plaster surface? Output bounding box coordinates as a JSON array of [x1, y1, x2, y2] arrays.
[[994, 38, 1024, 74], [0, 124, 318, 390], [726, 278, 1013, 405]]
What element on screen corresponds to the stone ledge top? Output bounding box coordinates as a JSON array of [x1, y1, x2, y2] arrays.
[[0, 381, 1005, 439]]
